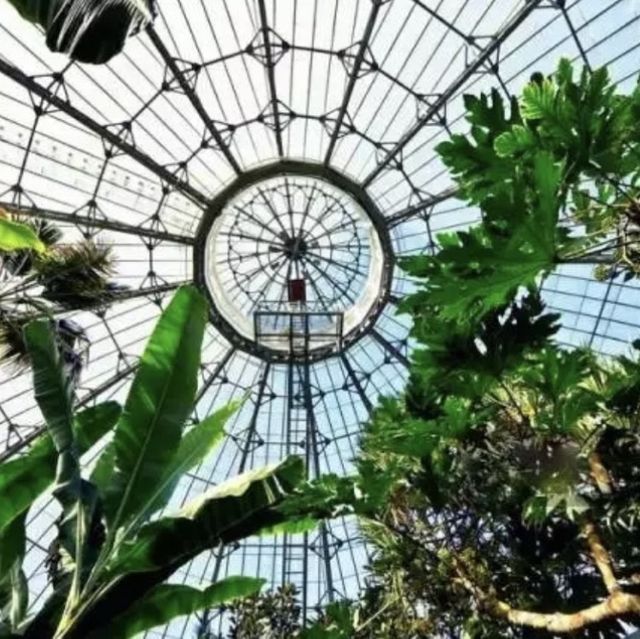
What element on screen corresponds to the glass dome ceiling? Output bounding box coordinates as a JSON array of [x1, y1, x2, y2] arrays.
[[0, 0, 639, 636]]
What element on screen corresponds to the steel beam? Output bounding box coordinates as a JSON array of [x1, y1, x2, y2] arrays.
[[372, 329, 410, 369], [146, 27, 243, 175], [257, 0, 284, 157], [411, 0, 476, 45], [238, 362, 271, 472], [323, 2, 382, 164], [302, 363, 336, 604], [588, 276, 615, 347], [340, 352, 373, 413], [1, 202, 195, 245], [385, 186, 458, 228], [102, 280, 188, 302], [195, 346, 236, 404], [77, 362, 138, 407], [362, 0, 542, 187], [0, 58, 210, 208]]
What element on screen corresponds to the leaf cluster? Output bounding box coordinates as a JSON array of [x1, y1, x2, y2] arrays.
[[0, 212, 123, 373], [341, 61, 640, 638], [0, 286, 321, 638], [433, 59, 640, 286]]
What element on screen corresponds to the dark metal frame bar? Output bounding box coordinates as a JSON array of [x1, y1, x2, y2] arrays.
[[340, 352, 372, 414], [0, 58, 210, 208], [371, 329, 409, 368], [385, 186, 458, 228], [195, 346, 236, 405], [323, 1, 382, 164], [257, 0, 284, 157], [238, 362, 271, 472], [1, 202, 195, 245], [301, 360, 336, 606], [362, 0, 543, 187], [146, 26, 243, 175]]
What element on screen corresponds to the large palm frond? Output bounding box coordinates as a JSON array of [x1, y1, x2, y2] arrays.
[[0, 309, 35, 372], [0, 312, 88, 377], [34, 240, 125, 309]]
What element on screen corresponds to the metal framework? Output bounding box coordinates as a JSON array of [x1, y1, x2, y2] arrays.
[[0, 1, 638, 636], [194, 160, 395, 363]]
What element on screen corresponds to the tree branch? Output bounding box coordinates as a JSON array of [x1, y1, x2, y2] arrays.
[[497, 381, 528, 425], [588, 451, 613, 494], [491, 591, 640, 633], [582, 452, 621, 594], [451, 547, 638, 635], [583, 521, 620, 594]]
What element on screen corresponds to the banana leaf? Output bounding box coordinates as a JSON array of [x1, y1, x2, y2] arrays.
[[50, 457, 305, 638], [0, 515, 25, 584], [108, 456, 305, 577], [5, 0, 155, 64], [103, 285, 207, 534], [24, 320, 99, 604], [88, 441, 115, 490], [0, 514, 27, 631], [0, 217, 45, 253], [24, 320, 75, 452], [101, 399, 241, 528], [0, 402, 121, 535], [87, 576, 264, 639], [0, 567, 27, 633]]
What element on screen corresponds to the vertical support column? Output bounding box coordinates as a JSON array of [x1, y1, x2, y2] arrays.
[[302, 359, 336, 606], [282, 357, 309, 617]]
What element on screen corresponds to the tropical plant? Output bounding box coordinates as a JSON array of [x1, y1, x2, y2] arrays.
[[221, 583, 302, 639], [0, 216, 47, 255], [207, 585, 360, 639], [1, 218, 61, 277], [33, 240, 124, 309], [4, 0, 156, 64], [402, 58, 640, 332], [301, 61, 640, 638], [0, 286, 315, 638], [351, 327, 640, 637], [0, 211, 121, 373]]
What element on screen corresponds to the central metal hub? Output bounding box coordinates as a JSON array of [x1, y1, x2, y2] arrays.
[[194, 161, 394, 362], [281, 233, 308, 260]]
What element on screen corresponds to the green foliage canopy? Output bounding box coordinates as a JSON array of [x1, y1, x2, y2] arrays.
[[0, 286, 323, 639], [309, 60, 640, 639]]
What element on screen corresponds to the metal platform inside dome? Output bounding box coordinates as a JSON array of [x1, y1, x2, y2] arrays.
[[254, 301, 344, 355]]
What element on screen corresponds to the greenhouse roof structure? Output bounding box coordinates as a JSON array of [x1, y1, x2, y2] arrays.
[[0, 0, 639, 636]]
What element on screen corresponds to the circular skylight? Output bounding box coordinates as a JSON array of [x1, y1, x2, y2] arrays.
[[199, 163, 392, 360]]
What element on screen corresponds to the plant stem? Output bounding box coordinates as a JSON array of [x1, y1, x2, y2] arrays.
[[453, 555, 640, 633], [560, 237, 639, 263], [588, 451, 613, 494], [497, 381, 527, 424], [354, 595, 398, 633], [583, 520, 619, 594]]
